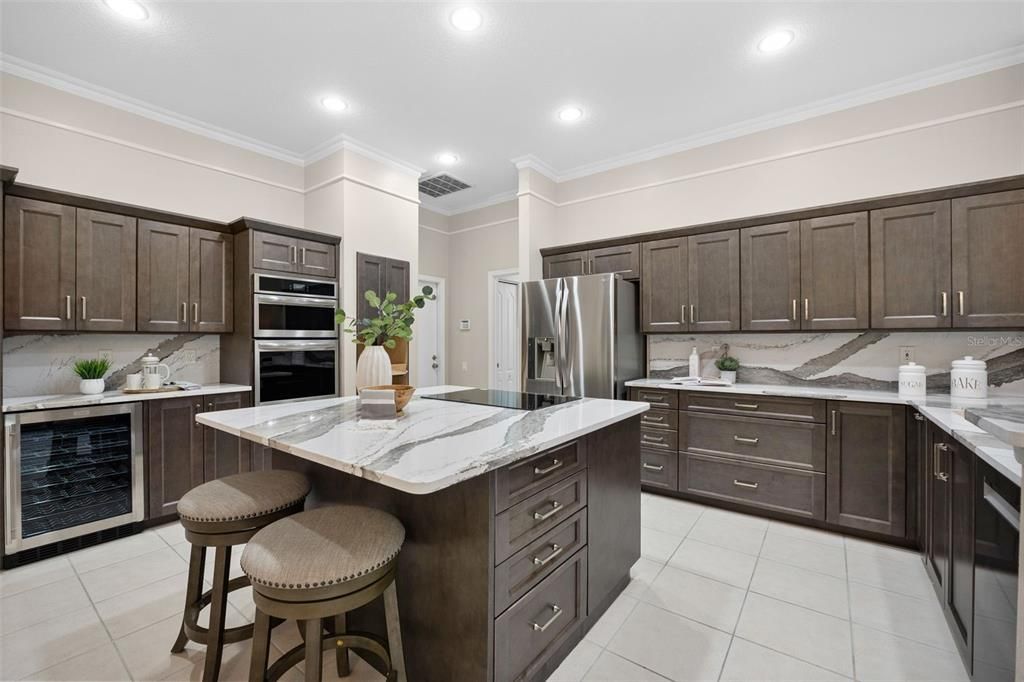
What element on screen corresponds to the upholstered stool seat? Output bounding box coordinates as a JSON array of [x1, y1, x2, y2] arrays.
[[243, 506, 408, 682], [172, 471, 311, 682]]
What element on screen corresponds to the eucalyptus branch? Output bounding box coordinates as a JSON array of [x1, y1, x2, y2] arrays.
[[336, 286, 435, 348]]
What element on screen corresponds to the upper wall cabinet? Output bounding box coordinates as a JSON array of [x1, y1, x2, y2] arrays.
[[76, 209, 138, 332], [951, 189, 1024, 327], [870, 201, 951, 329], [190, 229, 233, 333], [543, 250, 587, 278], [252, 231, 338, 278], [356, 252, 410, 321], [137, 221, 191, 333], [641, 238, 687, 332], [740, 221, 801, 331], [543, 244, 640, 280], [800, 212, 869, 330]]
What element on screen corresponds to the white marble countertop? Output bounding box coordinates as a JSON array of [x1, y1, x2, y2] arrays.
[[196, 385, 649, 495], [625, 378, 1024, 485], [2, 384, 253, 413]]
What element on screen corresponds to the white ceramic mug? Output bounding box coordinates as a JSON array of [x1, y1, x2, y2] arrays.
[[126, 373, 143, 390], [143, 373, 163, 390]]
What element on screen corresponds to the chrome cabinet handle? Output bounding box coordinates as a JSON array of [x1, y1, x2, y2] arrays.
[[733, 435, 759, 445], [941, 291, 948, 317], [680, 305, 686, 325], [831, 409, 838, 436], [181, 302, 187, 323], [192, 303, 199, 324], [792, 299, 797, 321], [913, 412, 925, 422], [958, 291, 965, 316], [531, 605, 563, 632], [290, 245, 297, 263], [532, 544, 563, 567], [642, 434, 665, 443], [300, 247, 307, 265], [734, 402, 758, 410], [733, 479, 759, 489], [534, 459, 563, 476], [642, 415, 664, 422], [80, 296, 87, 320], [642, 462, 665, 472], [690, 304, 695, 324], [533, 501, 563, 521], [804, 298, 810, 321], [935, 442, 950, 481], [65, 295, 71, 320]]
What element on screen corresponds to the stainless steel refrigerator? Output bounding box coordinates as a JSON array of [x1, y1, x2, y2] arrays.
[[522, 273, 642, 399]]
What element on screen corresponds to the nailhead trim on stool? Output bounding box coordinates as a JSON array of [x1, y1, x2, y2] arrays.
[[178, 470, 311, 524]]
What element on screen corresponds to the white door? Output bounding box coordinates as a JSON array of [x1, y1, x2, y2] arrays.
[[492, 280, 520, 391], [415, 277, 443, 387]]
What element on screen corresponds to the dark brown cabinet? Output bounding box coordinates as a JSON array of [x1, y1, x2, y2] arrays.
[[641, 238, 687, 332], [296, 238, 337, 278], [800, 212, 869, 330], [947, 439, 974, 660], [543, 250, 587, 278], [76, 210, 137, 331], [4, 197, 76, 331], [741, 221, 801, 331], [189, 229, 233, 333], [543, 244, 641, 280], [137, 221, 190, 333], [355, 252, 410, 320], [870, 201, 952, 329], [926, 425, 953, 594], [251, 231, 298, 273], [146, 392, 251, 519], [952, 189, 1024, 327], [825, 402, 906, 537], [688, 230, 739, 332]]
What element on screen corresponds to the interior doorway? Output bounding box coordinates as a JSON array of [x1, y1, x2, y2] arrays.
[[414, 275, 445, 387], [489, 270, 520, 391]]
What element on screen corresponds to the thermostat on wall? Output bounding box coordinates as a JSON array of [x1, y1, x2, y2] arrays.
[[459, 319, 471, 331]]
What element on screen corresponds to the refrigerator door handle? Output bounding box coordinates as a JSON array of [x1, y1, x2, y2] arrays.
[[554, 279, 566, 392]]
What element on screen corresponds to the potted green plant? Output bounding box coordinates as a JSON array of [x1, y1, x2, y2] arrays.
[[73, 358, 112, 395], [336, 286, 435, 389], [715, 355, 739, 384]]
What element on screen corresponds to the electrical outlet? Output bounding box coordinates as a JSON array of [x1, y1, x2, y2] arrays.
[[182, 350, 198, 363], [899, 346, 914, 363]]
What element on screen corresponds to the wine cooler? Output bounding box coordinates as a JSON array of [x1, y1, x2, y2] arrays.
[[4, 403, 144, 554]]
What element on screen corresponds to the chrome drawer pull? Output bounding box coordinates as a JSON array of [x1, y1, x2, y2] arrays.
[[65, 295, 72, 320], [534, 459, 563, 476], [532, 543, 563, 567], [642, 462, 665, 472], [734, 402, 758, 410], [642, 434, 665, 443], [533, 501, 563, 521], [733, 436, 759, 445], [733, 479, 759, 489], [531, 604, 563, 632], [643, 415, 665, 422], [941, 291, 948, 317], [958, 290, 965, 316]]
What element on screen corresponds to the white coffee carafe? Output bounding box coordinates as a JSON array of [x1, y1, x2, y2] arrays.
[[140, 352, 171, 388]]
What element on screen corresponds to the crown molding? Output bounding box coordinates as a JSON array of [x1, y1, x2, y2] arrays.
[[419, 189, 518, 217], [303, 133, 425, 177], [511, 154, 559, 182], [418, 217, 517, 237]]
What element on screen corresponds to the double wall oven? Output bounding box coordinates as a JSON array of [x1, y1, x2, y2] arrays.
[[253, 274, 339, 405]]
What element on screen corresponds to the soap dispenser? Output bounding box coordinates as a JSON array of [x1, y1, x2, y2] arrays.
[[688, 347, 700, 379]]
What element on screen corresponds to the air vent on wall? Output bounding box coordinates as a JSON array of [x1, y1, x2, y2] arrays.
[[418, 173, 471, 198]]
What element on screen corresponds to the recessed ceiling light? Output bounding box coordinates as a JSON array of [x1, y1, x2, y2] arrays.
[[320, 96, 347, 112], [758, 29, 795, 53], [557, 106, 584, 123], [103, 0, 148, 20], [437, 152, 460, 165], [450, 7, 483, 32]]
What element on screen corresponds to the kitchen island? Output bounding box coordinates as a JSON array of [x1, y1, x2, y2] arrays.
[[197, 387, 647, 681]]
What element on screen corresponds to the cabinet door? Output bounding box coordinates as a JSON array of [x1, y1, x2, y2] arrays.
[[356, 252, 386, 320], [385, 257, 410, 302], [800, 212, 869, 329], [543, 251, 587, 278], [927, 428, 953, 595], [189, 228, 233, 333], [588, 244, 640, 280], [870, 201, 952, 329], [908, 410, 928, 548], [688, 230, 739, 332], [947, 440, 975, 659], [251, 231, 297, 273], [3, 197, 76, 331], [138, 221, 190, 333], [146, 397, 204, 518], [640, 237, 687, 332], [826, 402, 906, 537], [741, 221, 800, 331], [202, 392, 252, 481], [76, 209, 137, 332], [952, 190, 1024, 327], [296, 238, 337, 278]]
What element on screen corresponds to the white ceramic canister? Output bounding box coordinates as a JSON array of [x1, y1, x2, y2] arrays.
[[950, 356, 988, 399], [898, 362, 927, 398]]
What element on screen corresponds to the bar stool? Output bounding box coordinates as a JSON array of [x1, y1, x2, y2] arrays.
[[172, 470, 312, 682], [241, 505, 408, 682]]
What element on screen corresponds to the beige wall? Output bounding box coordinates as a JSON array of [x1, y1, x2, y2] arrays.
[[418, 227, 449, 279]]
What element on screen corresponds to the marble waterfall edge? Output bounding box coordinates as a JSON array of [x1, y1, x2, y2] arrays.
[[648, 331, 1024, 395]]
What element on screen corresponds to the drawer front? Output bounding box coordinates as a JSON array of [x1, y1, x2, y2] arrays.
[[495, 510, 587, 615], [640, 449, 678, 491], [495, 472, 587, 564], [495, 440, 586, 513], [640, 427, 678, 452], [640, 408, 678, 431], [681, 412, 826, 472], [680, 452, 826, 520], [494, 549, 588, 682], [629, 387, 678, 410], [681, 392, 825, 423]]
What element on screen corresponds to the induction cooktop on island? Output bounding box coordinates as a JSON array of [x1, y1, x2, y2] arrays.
[[421, 389, 581, 411]]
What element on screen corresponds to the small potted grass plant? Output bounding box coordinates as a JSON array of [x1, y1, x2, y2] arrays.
[[73, 358, 112, 395], [715, 355, 739, 384]]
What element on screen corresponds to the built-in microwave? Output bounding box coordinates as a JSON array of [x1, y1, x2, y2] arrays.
[[253, 274, 338, 338]]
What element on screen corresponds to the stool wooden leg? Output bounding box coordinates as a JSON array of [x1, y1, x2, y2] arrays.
[[383, 583, 407, 682], [303, 618, 322, 682], [202, 545, 232, 682], [172, 544, 207, 653], [249, 609, 272, 682], [332, 614, 350, 676]]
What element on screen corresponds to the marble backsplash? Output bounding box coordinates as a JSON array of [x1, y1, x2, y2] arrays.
[[648, 331, 1024, 395], [2, 333, 220, 397]]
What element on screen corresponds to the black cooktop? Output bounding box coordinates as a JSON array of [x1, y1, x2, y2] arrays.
[[422, 389, 581, 411]]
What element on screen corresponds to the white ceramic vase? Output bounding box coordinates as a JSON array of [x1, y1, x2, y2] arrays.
[[356, 346, 392, 390], [80, 378, 105, 395]]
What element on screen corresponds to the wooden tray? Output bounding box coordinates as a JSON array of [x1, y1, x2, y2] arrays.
[[121, 385, 183, 394]]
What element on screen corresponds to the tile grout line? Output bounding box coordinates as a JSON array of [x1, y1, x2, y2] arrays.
[[843, 539, 858, 682], [67, 549, 137, 681], [715, 521, 767, 682]]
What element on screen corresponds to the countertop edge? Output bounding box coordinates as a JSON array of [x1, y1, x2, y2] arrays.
[[3, 384, 253, 413]]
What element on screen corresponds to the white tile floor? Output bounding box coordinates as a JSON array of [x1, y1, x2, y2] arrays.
[[0, 493, 973, 681]]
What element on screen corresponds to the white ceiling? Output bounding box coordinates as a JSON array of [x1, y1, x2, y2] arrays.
[[1, 2, 1023, 213]]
